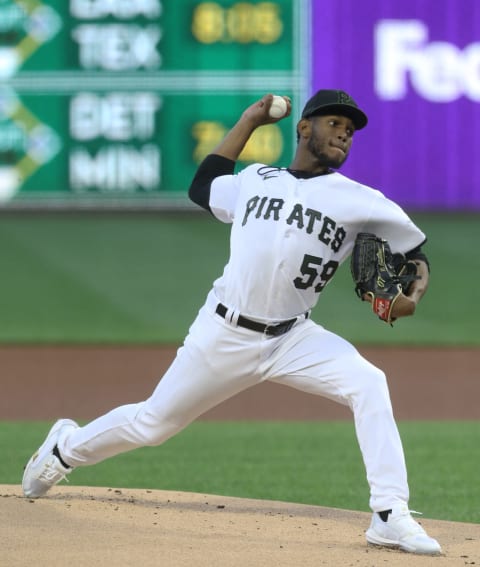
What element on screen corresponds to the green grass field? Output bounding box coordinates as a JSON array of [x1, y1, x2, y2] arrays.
[[0, 211, 478, 344], [3, 420, 480, 523]]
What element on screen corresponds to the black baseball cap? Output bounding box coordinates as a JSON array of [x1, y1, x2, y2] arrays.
[[301, 89, 368, 130]]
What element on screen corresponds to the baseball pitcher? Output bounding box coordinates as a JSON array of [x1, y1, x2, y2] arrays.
[[22, 90, 441, 555]]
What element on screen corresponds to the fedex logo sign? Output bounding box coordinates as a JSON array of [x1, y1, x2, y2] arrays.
[[375, 20, 480, 102]]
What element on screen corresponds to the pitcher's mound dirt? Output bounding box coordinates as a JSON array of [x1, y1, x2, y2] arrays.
[[1, 484, 479, 567]]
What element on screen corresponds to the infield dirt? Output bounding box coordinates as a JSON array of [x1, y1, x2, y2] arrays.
[[2, 485, 480, 566]]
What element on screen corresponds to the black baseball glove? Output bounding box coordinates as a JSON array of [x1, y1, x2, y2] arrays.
[[350, 233, 419, 324]]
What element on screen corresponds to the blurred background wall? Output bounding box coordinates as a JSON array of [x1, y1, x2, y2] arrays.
[[2, 0, 478, 211]]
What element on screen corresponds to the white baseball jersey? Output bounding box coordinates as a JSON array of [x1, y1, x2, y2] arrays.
[[210, 164, 425, 321]]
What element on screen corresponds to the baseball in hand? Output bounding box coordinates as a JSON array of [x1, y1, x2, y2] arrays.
[[268, 95, 288, 118]]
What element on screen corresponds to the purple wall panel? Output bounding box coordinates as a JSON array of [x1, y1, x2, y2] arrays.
[[310, 0, 480, 209]]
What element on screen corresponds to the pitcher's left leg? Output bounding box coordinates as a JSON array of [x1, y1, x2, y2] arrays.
[[264, 322, 408, 511], [264, 322, 441, 554]]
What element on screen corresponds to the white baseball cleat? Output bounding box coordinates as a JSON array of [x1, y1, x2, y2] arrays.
[[22, 419, 78, 498], [366, 503, 442, 555]]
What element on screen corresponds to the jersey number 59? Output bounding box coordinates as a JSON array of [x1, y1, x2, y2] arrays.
[[293, 254, 339, 293]]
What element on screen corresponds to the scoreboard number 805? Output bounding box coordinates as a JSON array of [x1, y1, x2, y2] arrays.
[[192, 1, 283, 44]]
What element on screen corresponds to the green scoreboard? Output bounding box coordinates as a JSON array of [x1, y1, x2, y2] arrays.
[[0, 0, 309, 208]]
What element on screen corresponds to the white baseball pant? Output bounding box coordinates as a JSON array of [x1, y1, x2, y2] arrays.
[[59, 290, 409, 512]]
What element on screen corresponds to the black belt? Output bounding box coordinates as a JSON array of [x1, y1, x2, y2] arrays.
[[215, 303, 303, 337]]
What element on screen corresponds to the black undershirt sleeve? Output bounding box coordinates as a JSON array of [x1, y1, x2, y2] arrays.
[[405, 244, 430, 272], [188, 154, 236, 213]]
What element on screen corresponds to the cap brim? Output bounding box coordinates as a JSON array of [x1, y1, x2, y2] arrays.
[[304, 103, 368, 130]]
